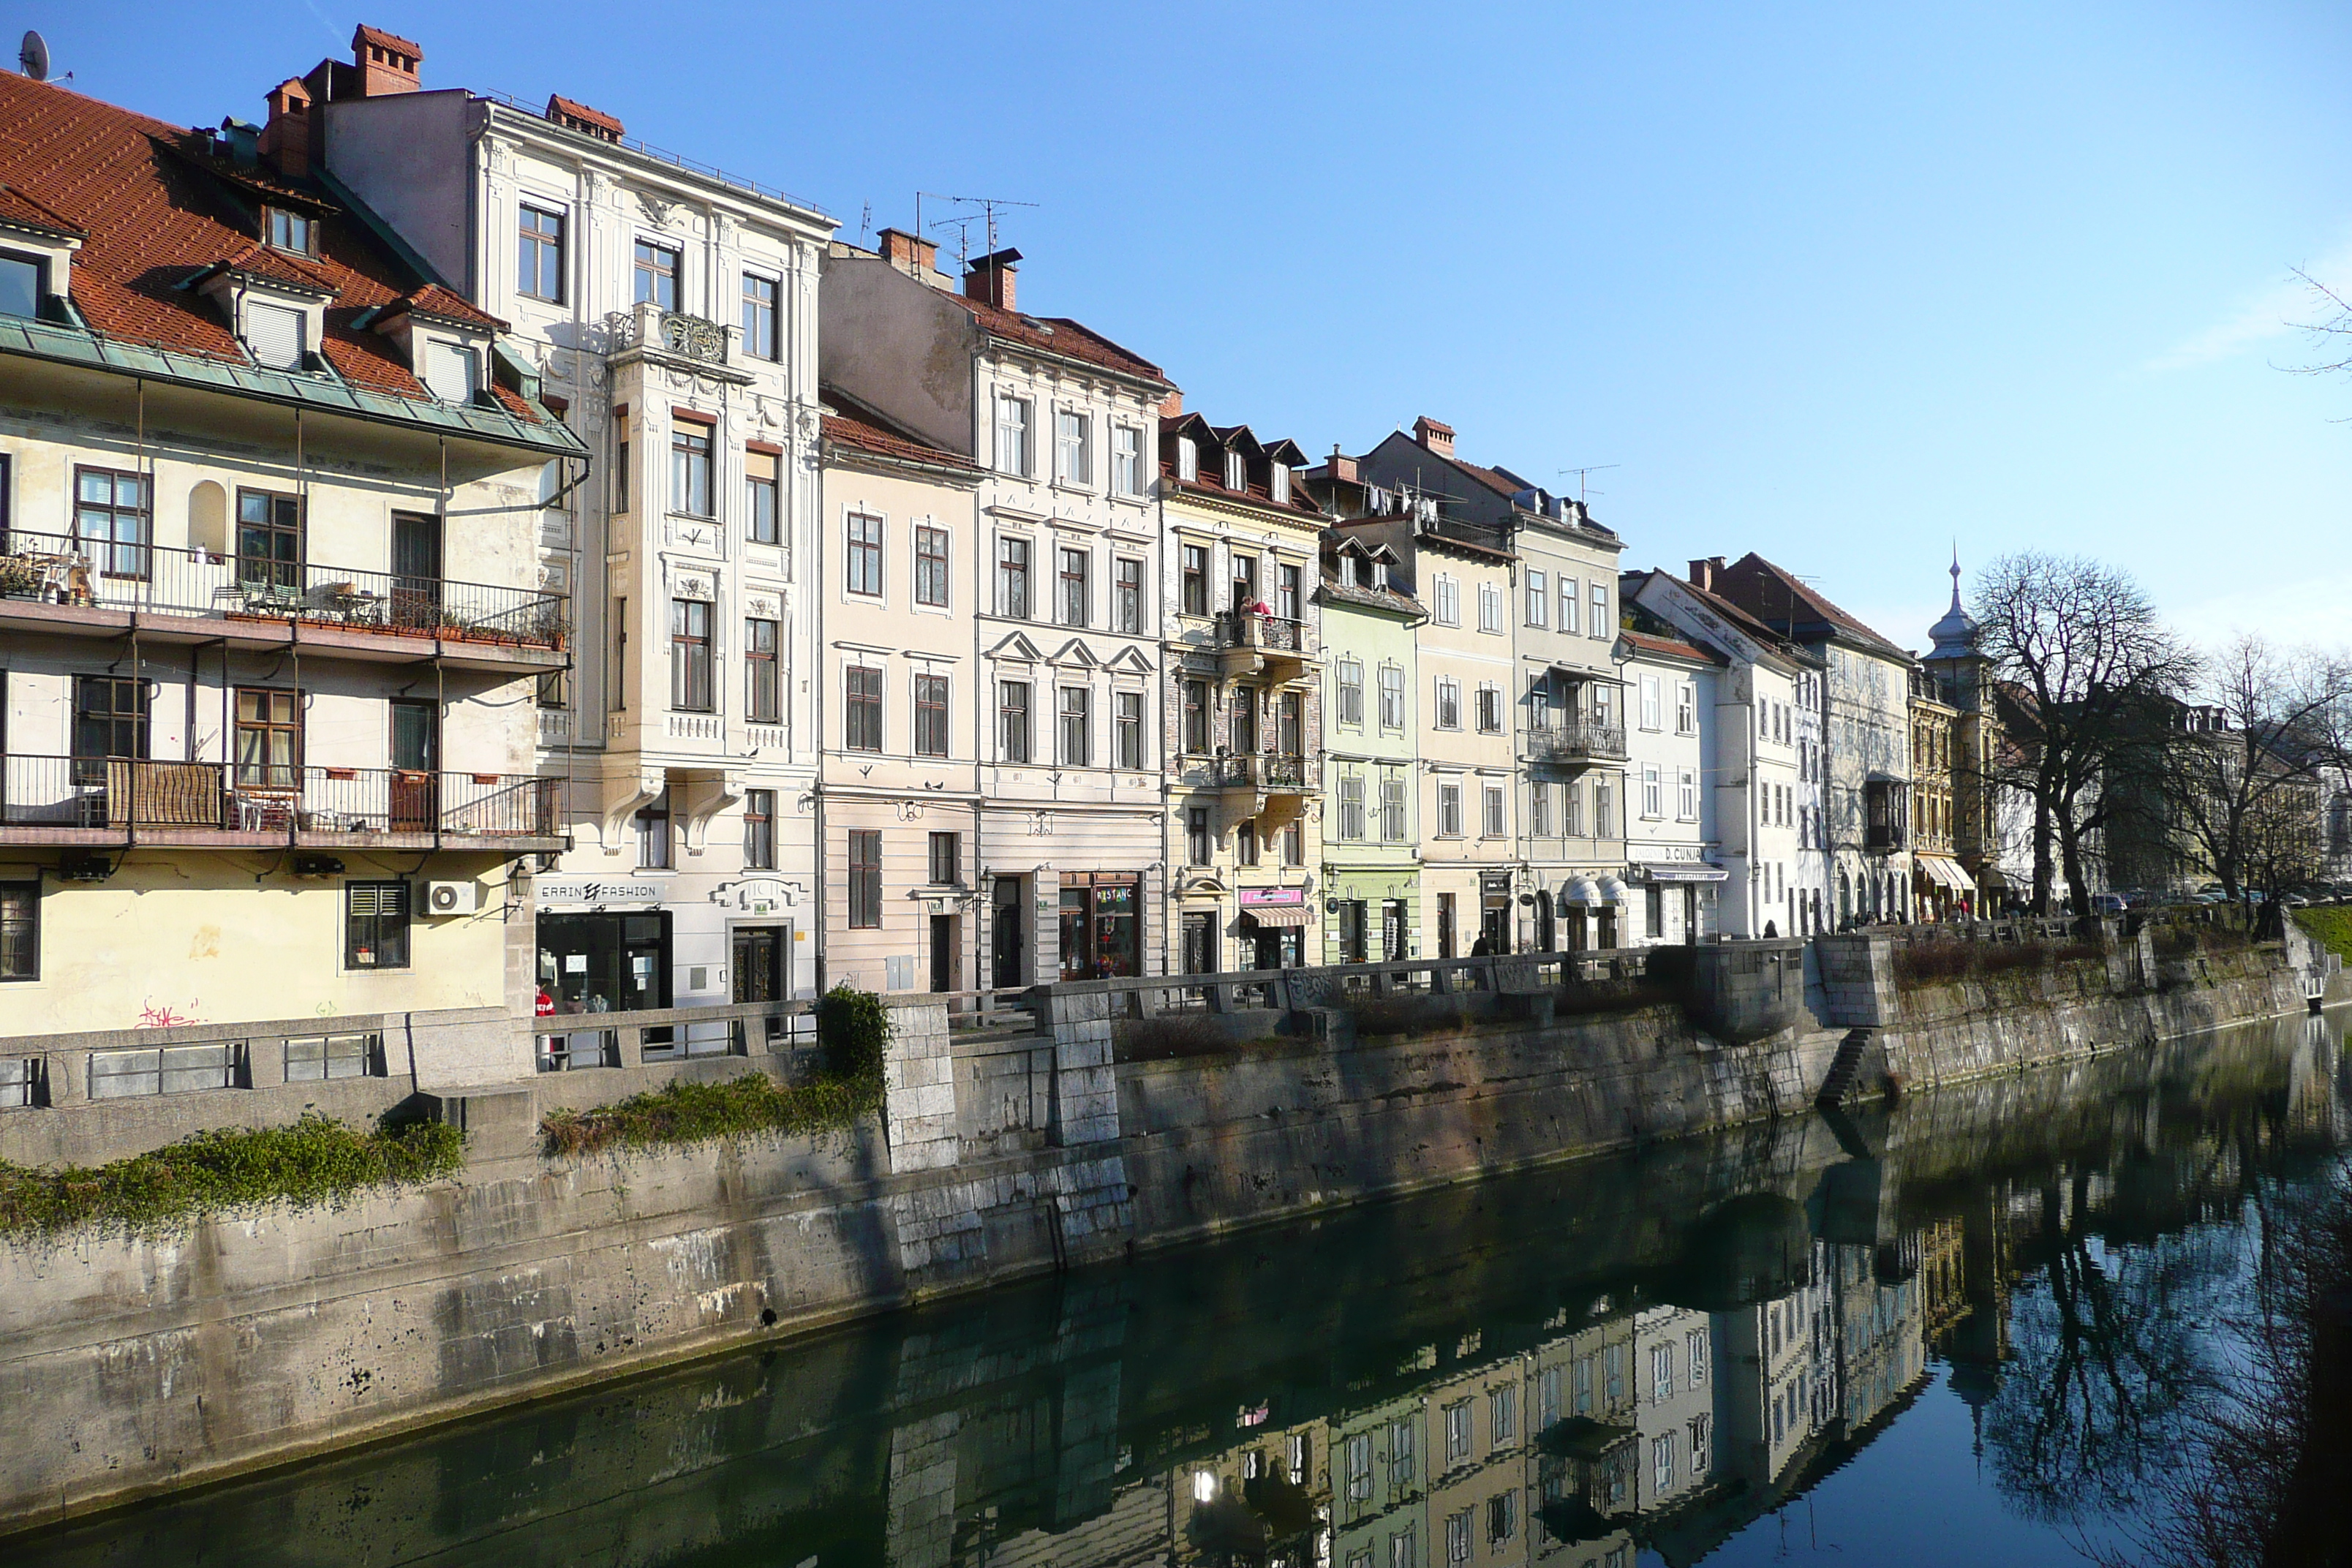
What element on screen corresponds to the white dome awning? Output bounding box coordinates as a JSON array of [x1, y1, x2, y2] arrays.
[[1597, 875, 1634, 905], [1563, 876, 1601, 907]]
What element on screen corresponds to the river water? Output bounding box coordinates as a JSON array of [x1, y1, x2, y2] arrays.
[[18, 1009, 2352, 1568]]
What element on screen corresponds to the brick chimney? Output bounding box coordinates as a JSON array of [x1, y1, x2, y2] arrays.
[[876, 227, 939, 279], [1159, 390, 1183, 418], [257, 78, 312, 178], [1689, 557, 1725, 592], [1326, 447, 1359, 485], [1411, 416, 1455, 458], [351, 23, 423, 97], [963, 248, 1021, 311]]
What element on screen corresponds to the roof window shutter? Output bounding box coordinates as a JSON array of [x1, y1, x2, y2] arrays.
[[424, 340, 478, 403], [244, 301, 306, 371]]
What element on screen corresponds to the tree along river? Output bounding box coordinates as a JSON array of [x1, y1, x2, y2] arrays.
[[18, 1009, 2352, 1568]]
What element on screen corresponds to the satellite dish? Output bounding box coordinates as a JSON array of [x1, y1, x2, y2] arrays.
[[20, 31, 48, 81]]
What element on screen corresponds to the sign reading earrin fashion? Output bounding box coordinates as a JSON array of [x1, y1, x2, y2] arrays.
[[536, 881, 666, 908]]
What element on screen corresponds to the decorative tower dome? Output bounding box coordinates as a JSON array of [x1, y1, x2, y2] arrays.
[[1928, 551, 1979, 660]]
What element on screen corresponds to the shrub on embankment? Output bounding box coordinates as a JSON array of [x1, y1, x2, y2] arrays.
[[0, 1112, 464, 1238], [542, 984, 892, 1156], [540, 1071, 883, 1157]]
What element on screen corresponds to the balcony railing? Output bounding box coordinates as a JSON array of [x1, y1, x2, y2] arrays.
[[1529, 719, 1629, 764], [0, 529, 568, 650], [607, 302, 730, 366], [1214, 609, 1316, 660], [0, 754, 561, 843], [1211, 752, 1320, 794]]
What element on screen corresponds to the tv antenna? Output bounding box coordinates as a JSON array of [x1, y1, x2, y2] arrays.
[[1559, 464, 1618, 504], [19, 31, 49, 81], [916, 190, 1038, 268]]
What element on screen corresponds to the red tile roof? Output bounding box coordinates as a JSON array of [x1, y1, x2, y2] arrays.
[[951, 293, 1169, 386], [205, 240, 342, 295], [546, 94, 625, 140], [385, 282, 509, 333], [353, 23, 424, 59], [1711, 553, 1908, 660], [821, 388, 979, 472], [0, 72, 486, 404], [1619, 627, 1724, 666], [0, 181, 86, 237]]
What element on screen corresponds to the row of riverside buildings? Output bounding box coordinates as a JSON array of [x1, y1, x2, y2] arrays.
[[0, 29, 2004, 1061]]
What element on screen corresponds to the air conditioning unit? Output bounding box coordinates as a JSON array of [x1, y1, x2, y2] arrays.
[[426, 880, 481, 916]]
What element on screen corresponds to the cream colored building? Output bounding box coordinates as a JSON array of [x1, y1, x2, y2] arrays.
[[1160, 411, 1327, 973], [813, 393, 985, 995], [0, 64, 578, 1071], [312, 38, 835, 1019], [1338, 496, 1523, 959], [822, 233, 1172, 985]]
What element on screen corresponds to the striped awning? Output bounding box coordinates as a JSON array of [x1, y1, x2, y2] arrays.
[[1241, 904, 1315, 927]]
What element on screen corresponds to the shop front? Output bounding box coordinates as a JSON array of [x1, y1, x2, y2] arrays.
[[1058, 872, 1142, 981], [1240, 885, 1314, 968], [1631, 860, 1726, 945]]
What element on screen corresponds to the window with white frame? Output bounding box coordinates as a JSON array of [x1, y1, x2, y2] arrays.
[[1055, 409, 1091, 484], [1224, 449, 1247, 491], [1338, 552, 1358, 587], [1642, 765, 1662, 819], [1434, 676, 1461, 730], [1381, 772, 1406, 840], [1526, 569, 1547, 626], [996, 535, 1030, 617], [1474, 682, 1502, 734], [1270, 464, 1291, 504], [995, 395, 1032, 476], [1116, 689, 1145, 768], [1379, 664, 1406, 730], [1337, 657, 1365, 726], [1433, 574, 1460, 627], [1113, 425, 1143, 494], [1176, 435, 1198, 482], [1640, 674, 1661, 731], [845, 512, 883, 598], [1588, 581, 1608, 638], [244, 300, 306, 372], [1560, 576, 1580, 635], [1482, 785, 1506, 837], [1058, 546, 1089, 627], [1564, 780, 1583, 836], [1678, 768, 1698, 820], [1594, 777, 1615, 837], [1676, 682, 1696, 734], [916, 524, 950, 607], [1478, 581, 1503, 633], [423, 339, 478, 403], [1058, 685, 1090, 766], [1339, 774, 1365, 840], [1437, 781, 1462, 837]]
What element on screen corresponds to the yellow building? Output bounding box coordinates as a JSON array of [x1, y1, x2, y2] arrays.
[[0, 71, 578, 1081], [1161, 412, 1327, 972]]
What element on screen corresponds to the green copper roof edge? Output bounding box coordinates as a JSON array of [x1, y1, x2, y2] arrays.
[[0, 316, 588, 459]]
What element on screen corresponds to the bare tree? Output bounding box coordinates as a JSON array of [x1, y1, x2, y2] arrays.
[[1973, 554, 2197, 916], [2160, 638, 2351, 904], [2286, 268, 2352, 384]]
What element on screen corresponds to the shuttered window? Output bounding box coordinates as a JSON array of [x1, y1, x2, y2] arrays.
[[244, 301, 306, 370], [345, 881, 411, 970], [424, 339, 478, 403]]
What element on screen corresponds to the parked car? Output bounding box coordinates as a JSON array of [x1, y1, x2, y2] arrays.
[[2090, 892, 2129, 915]]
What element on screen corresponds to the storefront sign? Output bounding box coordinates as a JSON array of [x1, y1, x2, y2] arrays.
[[1240, 886, 1307, 906], [536, 881, 665, 908], [712, 877, 799, 913]]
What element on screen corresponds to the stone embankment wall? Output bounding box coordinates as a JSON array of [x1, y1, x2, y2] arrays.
[[0, 935, 2317, 1536]]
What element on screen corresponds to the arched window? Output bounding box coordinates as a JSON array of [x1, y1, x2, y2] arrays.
[[1838, 872, 1852, 927]]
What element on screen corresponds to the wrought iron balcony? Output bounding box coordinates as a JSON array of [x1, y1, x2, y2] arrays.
[[608, 302, 730, 366], [0, 529, 568, 654], [1213, 609, 1319, 678], [0, 753, 563, 848], [1210, 751, 1320, 798], [1528, 718, 1628, 764]]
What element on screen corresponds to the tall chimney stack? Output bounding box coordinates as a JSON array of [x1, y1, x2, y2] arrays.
[[876, 227, 939, 279], [350, 24, 423, 97], [1411, 416, 1455, 458], [257, 78, 312, 178], [963, 248, 1021, 312], [1688, 557, 1725, 592]]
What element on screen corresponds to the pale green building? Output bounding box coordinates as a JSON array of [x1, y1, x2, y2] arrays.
[[1313, 513, 1426, 964]]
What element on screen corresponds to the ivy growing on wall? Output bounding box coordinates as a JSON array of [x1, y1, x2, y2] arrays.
[[540, 1069, 883, 1158], [817, 983, 894, 1080], [0, 1112, 464, 1238]]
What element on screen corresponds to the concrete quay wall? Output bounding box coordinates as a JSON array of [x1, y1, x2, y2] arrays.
[[0, 938, 2315, 1537]]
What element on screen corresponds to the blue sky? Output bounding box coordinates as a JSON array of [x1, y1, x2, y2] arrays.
[[32, 1, 2352, 654]]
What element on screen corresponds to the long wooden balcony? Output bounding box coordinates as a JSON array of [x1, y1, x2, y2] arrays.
[[0, 754, 565, 852], [0, 529, 567, 670]]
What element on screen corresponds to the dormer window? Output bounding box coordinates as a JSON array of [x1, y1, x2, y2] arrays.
[[1176, 436, 1198, 482], [1270, 465, 1291, 504], [1373, 561, 1390, 589], [244, 300, 307, 371], [265, 208, 314, 256], [1338, 554, 1358, 587], [0, 252, 42, 320], [423, 339, 479, 403], [1224, 451, 1246, 491]]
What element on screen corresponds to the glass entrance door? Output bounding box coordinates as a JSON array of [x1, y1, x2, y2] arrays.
[[390, 698, 439, 832]]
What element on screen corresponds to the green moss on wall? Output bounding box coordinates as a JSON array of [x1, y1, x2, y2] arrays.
[[540, 1069, 883, 1158], [0, 1113, 464, 1238]]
